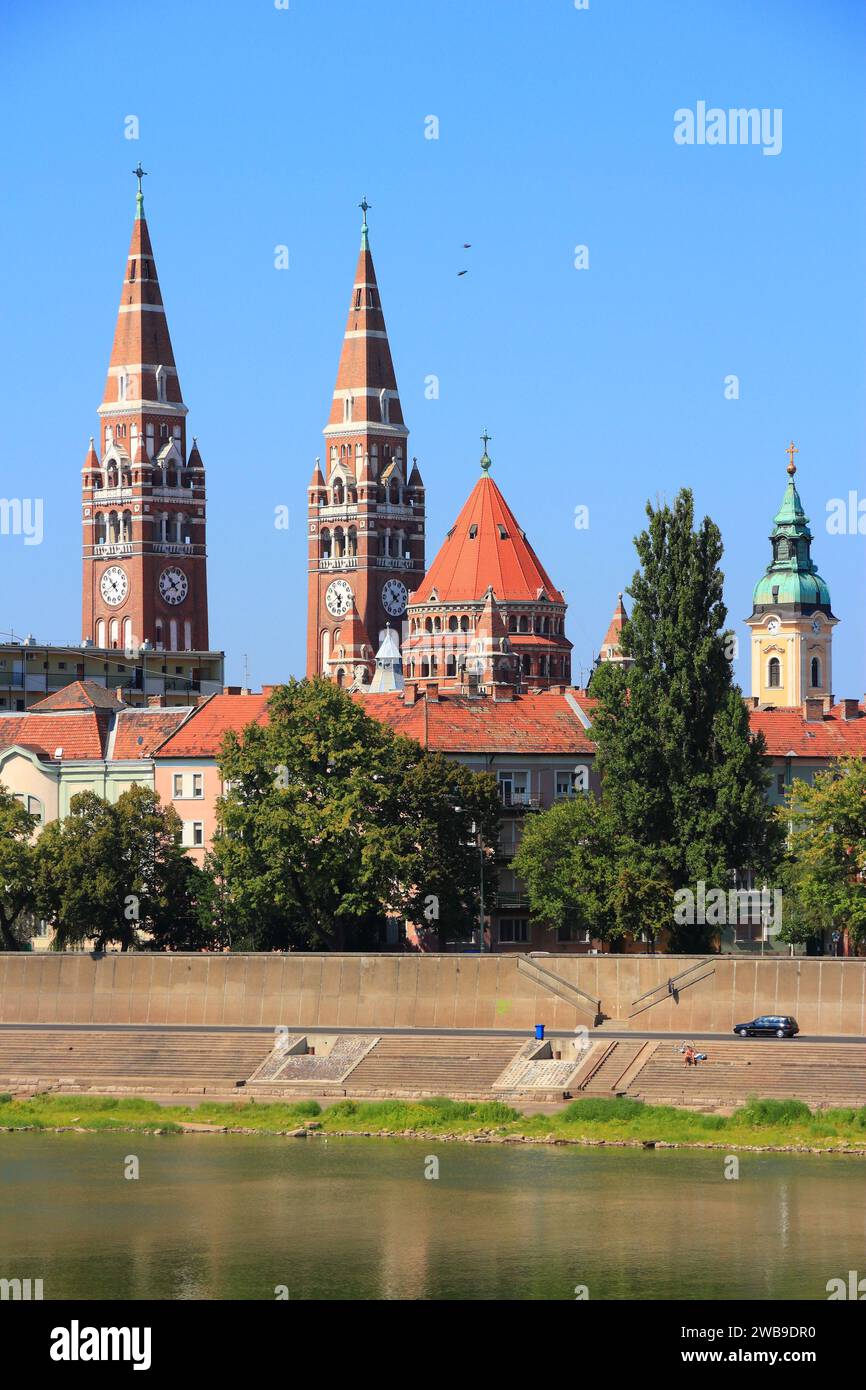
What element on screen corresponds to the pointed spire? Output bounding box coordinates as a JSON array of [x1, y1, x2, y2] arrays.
[[359, 195, 371, 250], [325, 203, 406, 443], [99, 175, 184, 418], [309, 456, 325, 488], [83, 436, 99, 472], [750, 447, 834, 615]]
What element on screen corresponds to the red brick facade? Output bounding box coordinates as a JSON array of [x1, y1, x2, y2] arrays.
[[306, 209, 425, 685], [81, 190, 209, 656]]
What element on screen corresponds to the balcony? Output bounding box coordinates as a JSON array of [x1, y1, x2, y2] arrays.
[[319, 556, 359, 570], [153, 542, 202, 556], [93, 542, 134, 558]]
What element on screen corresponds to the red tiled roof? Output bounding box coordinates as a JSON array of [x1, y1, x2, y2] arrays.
[[412, 474, 565, 605], [359, 689, 595, 754], [112, 708, 191, 759], [0, 711, 109, 760], [153, 693, 270, 758], [29, 680, 121, 712], [749, 703, 866, 758]]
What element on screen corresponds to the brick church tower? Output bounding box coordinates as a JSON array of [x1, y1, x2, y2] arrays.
[[306, 201, 425, 685], [81, 170, 209, 654]]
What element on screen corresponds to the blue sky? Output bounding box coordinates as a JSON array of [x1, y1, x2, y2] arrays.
[[1, 0, 864, 694]]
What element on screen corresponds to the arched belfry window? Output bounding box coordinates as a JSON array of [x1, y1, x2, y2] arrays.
[[768, 656, 782, 689], [810, 656, 821, 688]]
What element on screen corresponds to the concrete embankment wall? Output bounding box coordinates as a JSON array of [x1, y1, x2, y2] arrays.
[[0, 954, 864, 1036]]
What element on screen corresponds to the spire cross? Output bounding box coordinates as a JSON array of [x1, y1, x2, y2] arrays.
[[480, 429, 493, 471], [359, 196, 371, 248], [786, 440, 799, 474], [132, 163, 147, 194]]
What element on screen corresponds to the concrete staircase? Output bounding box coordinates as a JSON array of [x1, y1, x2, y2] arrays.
[[625, 1041, 866, 1109], [0, 1028, 274, 1093], [344, 1035, 523, 1096]]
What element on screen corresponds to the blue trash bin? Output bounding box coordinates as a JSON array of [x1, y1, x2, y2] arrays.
[[534, 1024, 545, 1041]]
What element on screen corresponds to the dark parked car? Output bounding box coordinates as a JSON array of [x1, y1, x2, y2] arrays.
[[733, 1015, 800, 1039]]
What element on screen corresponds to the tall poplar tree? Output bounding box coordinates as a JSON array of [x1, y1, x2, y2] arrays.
[[590, 488, 783, 950]]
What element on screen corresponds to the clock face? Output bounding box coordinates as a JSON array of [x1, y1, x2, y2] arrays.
[[100, 565, 129, 607], [325, 578, 353, 617], [381, 578, 408, 617], [767, 618, 780, 634], [159, 566, 189, 606], [811, 617, 822, 634]]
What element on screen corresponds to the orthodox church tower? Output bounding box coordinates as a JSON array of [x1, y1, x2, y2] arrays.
[[745, 445, 837, 707], [307, 201, 425, 685], [81, 169, 209, 653]]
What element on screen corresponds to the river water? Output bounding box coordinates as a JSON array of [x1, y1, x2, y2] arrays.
[[1, 1133, 863, 1300]]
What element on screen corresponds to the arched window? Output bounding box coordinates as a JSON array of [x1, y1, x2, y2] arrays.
[[320, 528, 332, 559], [333, 527, 345, 558], [434, 617, 441, 633], [335, 667, 345, 688], [122, 617, 133, 650], [347, 526, 358, 557], [109, 618, 119, 648], [169, 619, 178, 651], [94, 512, 106, 544], [321, 629, 330, 670], [519, 615, 529, 633], [184, 620, 192, 651], [333, 479, 344, 505], [155, 619, 164, 650], [96, 618, 106, 647], [424, 617, 433, 633], [121, 510, 132, 541], [768, 657, 782, 689], [460, 615, 470, 631], [446, 654, 456, 677], [108, 510, 120, 543], [810, 656, 821, 688], [448, 616, 458, 632]]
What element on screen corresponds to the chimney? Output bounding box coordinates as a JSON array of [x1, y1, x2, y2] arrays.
[[425, 681, 439, 702], [147, 694, 164, 708], [803, 697, 824, 723], [223, 685, 242, 695], [261, 685, 277, 697], [403, 682, 417, 707], [841, 698, 861, 721], [492, 683, 513, 702]]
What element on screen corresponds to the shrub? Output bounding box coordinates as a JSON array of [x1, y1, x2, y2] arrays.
[[736, 1097, 812, 1126], [0, 1093, 12, 1104]]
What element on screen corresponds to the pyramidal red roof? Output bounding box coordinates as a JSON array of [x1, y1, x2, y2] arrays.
[[29, 680, 120, 712], [414, 473, 564, 605]]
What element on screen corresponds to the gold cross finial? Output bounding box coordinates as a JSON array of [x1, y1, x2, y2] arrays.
[[786, 440, 799, 475]]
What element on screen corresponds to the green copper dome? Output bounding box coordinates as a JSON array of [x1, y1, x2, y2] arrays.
[[750, 463, 834, 615]]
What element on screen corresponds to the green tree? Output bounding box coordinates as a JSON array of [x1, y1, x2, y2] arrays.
[[0, 786, 39, 951], [590, 489, 783, 950], [782, 759, 866, 951], [513, 794, 620, 946], [34, 785, 209, 951], [211, 678, 500, 950]]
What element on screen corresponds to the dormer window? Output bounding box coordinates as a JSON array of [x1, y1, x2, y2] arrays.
[[468, 524, 478, 539], [497, 524, 508, 539]]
